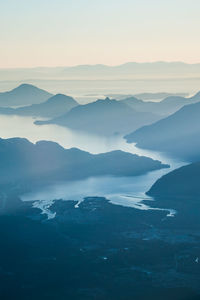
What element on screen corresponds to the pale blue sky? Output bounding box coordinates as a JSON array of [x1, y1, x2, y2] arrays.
[[0, 0, 200, 67]]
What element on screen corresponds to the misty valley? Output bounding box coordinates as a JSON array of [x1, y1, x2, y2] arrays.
[[0, 83, 200, 300], [2, 0, 200, 298]]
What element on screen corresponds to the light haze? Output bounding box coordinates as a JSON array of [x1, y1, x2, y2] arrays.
[[1, 0, 200, 67]]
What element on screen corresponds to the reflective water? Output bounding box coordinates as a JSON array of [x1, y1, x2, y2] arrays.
[[0, 115, 187, 216]]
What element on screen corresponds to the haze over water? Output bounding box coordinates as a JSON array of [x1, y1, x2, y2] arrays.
[[0, 114, 186, 213], [0, 78, 199, 104]]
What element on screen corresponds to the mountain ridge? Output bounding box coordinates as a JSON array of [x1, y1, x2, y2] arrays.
[[0, 93, 78, 118], [0, 83, 52, 106], [0, 137, 169, 194], [1, 62, 200, 80], [35, 97, 161, 136], [121, 91, 200, 116], [125, 99, 200, 161]]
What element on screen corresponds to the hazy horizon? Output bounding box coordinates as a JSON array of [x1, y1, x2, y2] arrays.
[[1, 0, 200, 68], [1, 60, 200, 70], [1, 2, 200, 299]]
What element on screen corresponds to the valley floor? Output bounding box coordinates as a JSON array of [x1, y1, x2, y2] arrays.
[[1, 196, 200, 300]]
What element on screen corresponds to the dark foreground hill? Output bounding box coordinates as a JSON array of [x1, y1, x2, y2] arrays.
[[0, 195, 200, 300], [35, 98, 161, 136], [147, 162, 200, 199], [0, 84, 52, 106], [0, 94, 78, 118]]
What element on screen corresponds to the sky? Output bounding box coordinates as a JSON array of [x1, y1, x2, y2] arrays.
[[0, 0, 200, 68]]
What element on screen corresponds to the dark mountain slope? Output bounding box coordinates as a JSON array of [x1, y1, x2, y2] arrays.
[[125, 101, 200, 161], [0, 138, 168, 193], [147, 162, 200, 199]]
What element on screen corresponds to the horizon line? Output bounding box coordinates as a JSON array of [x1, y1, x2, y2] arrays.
[[1, 61, 200, 70]]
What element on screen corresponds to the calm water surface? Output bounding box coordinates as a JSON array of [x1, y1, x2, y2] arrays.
[[0, 115, 187, 217]]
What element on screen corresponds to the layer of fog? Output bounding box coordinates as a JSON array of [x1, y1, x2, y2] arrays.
[[0, 78, 198, 104]]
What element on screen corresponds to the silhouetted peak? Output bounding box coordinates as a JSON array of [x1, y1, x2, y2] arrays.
[[46, 94, 77, 105], [14, 83, 39, 91], [92, 97, 116, 105]]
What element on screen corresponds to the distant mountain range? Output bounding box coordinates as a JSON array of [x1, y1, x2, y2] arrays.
[[121, 91, 200, 116], [125, 99, 200, 161], [0, 138, 168, 194], [1, 62, 200, 80], [0, 84, 199, 120], [35, 97, 161, 136], [133, 92, 188, 101], [147, 162, 200, 199], [0, 84, 52, 106], [1, 83, 200, 144], [0, 94, 78, 118], [106, 92, 188, 101]]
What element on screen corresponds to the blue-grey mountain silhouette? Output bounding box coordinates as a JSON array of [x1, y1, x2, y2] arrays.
[[35, 97, 161, 135], [1, 62, 200, 80], [0, 137, 168, 190], [0, 94, 78, 118], [0, 84, 52, 106], [122, 91, 200, 116], [133, 92, 188, 101], [125, 100, 200, 161]]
